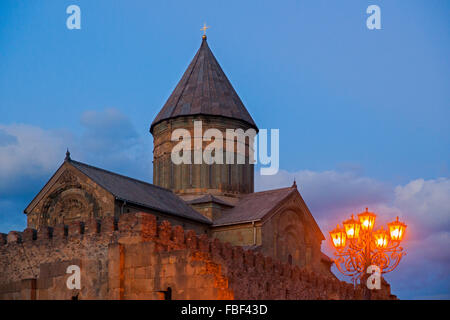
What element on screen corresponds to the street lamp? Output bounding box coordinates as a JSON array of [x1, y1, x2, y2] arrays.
[[329, 208, 407, 286], [358, 208, 377, 232], [330, 224, 346, 249], [388, 216, 407, 241], [343, 214, 360, 239]]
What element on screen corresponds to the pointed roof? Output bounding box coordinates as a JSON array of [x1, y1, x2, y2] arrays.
[[69, 160, 211, 224], [24, 155, 211, 225], [150, 37, 258, 133], [212, 187, 296, 226], [212, 186, 325, 240]]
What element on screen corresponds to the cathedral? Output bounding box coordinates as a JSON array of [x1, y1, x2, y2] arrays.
[[0, 35, 400, 301], [23, 34, 333, 278]]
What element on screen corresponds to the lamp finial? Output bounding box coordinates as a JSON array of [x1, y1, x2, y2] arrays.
[[65, 148, 71, 161]]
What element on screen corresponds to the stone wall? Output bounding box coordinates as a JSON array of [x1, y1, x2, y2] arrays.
[[152, 115, 255, 197], [114, 200, 209, 235], [211, 190, 332, 277], [0, 212, 395, 300], [25, 163, 116, 229], [212, 222, 262, 247]]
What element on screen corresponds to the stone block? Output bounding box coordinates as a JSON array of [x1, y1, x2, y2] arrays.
[[36, 277, 53, 290], [134, 267, 146, 279], [171, 225, 184, 245], [53, 224, 67, 239], [102, 216, 117, 233], [185, 230, 198, 250], [198, 234, 210, 252], [68, 221, 84, 237], [0, 233, 7, 245], [162, 263, 177, 277], [7, 231, 21, 244], [22, 228, 37, 242], [37, 227, 52, 240], [136, 212, 157, 239], [158, 220, 172, 243], [85, 218, 100, 234]]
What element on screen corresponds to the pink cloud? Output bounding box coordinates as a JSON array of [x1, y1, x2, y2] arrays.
[[255, 170, 450, 299]]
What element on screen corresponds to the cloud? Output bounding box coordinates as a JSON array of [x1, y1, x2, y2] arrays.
[[256, 169, 391, 220], [1, 119, 448, 299], [80, 108, 139, 153], [0, 124, 73, 233], [255, 169, 450, 299], [77, 108, 152, 178], [394, 178, 450, 236], [0, 128, 18, 147], [0, 124, 72, 195], [0, 108, 152, 232]]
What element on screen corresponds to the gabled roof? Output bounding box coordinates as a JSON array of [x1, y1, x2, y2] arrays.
[[186, 194, 234, 207], [212, 185, 325, 240], [68, 160, 211, 224], [150, 37, 258, 133], [212, 187, 295, 226]]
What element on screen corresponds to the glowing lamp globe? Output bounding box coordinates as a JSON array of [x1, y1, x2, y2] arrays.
[[358, 208, 377, 231], [373, 227, 390, 249], [328, 209, 407, 283], [330, 225, 346, 249], [343, 214, 361, 240], [388, 216, 407, 241]]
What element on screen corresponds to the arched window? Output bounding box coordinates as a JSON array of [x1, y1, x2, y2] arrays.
[[288, 254, 293, 265]]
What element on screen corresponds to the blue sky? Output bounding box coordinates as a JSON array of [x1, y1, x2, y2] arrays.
[[0, 0, 449, 299]]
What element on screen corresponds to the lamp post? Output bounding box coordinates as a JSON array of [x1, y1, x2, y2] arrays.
[[329, 208, 407, 297]]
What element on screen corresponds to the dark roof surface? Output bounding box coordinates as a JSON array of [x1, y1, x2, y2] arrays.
[[186, 194, 234, 207], [212, 187, 296, 226], [151, 37, 258, 132], [69, 160, 211, 224]]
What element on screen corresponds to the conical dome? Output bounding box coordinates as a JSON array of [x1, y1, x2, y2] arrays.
[[150, 37, 257, 133]]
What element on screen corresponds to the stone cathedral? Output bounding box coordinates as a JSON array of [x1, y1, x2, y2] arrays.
[[23, 34, 330, 274], [0, 36, 395, 300]]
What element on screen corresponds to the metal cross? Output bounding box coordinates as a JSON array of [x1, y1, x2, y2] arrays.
[[200, 23, 210, 36]]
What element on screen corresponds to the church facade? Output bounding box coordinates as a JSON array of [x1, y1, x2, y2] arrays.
[[0, 36, 397, 299]]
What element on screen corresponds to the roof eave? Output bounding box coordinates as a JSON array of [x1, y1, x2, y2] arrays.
[[115, 196, 212, 225], [150, 114, 259, 135], [212, 219, 261, 227]]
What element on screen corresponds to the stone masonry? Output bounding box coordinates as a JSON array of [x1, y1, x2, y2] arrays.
[[0, 212, 395, 300]]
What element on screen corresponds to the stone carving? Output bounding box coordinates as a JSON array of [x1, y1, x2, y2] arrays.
[[39, 187, 99, 228], [58, 170, 78, 185]]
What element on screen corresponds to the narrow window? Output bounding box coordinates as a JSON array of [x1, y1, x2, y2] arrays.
[[209, 165, 213, 188], [243, 165, 247, 192], [170, 162, 174, 188], [161, 160, 165, 186]]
